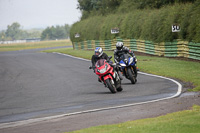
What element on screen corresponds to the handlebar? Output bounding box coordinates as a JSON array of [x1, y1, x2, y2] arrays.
[[89, 66, 96, 69]]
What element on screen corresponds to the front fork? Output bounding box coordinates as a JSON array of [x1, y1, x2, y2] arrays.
[[102, 74, 114, 87], [122, 65, 137, 78]]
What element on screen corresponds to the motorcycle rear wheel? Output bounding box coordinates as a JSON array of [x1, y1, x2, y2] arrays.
[[105, 79, 117, 93]]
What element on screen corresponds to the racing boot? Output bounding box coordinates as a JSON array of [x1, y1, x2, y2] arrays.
[[118, 72, 123, 80], [115, 65, 123, 80], [98, 77, 102, 82]]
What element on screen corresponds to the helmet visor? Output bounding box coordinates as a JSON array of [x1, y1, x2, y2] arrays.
[[95, 52, 100, 56], [117, 47, 122, 50]]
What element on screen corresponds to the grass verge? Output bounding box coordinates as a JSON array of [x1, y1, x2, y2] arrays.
[[0, 39, 72, 52], [68, 105, 200, 133], [44, 48, 200, 92]]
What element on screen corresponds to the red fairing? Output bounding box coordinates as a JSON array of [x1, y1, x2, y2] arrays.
[[103, 74, 113, 81], [95, 59, 114, 81]]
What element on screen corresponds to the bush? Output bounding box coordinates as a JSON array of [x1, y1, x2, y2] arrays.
[[70, 2, 199, 43], [187, 0, 200, 42]]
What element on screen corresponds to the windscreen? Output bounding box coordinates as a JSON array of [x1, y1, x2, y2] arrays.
[[95, 59, 106, 67], [120, 54, 130, 60]]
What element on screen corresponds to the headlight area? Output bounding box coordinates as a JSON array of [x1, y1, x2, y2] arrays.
[[99, 64, 108, 73], [120, 63, 126, 67], [129, 57, 134, 65]]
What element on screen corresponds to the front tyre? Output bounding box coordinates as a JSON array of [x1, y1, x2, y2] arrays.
[[105, 79, 117, 93], [127, 68, 136, 84]]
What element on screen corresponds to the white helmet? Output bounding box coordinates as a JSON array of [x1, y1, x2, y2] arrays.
[[95, 47, 103, 57], [116, 42, 124, 50]]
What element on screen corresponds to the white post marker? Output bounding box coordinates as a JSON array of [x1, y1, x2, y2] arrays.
[[172, 25, 181, 32], [111, 28, 119, 34], [75, 33, 80, 38]]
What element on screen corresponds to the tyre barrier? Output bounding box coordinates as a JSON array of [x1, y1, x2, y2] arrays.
[[72, 38, 200, 60]]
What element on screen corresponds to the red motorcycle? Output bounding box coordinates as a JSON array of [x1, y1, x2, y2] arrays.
[[89, 56, 123, 93]]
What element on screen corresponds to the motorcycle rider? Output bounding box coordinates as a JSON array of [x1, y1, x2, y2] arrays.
[[114, 42, 137, 75], [91, 47, 123, 81], [91, 47, 109, 70]]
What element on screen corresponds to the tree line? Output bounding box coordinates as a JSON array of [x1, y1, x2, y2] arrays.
[[78, 0, 196, 19], [41, 25, 70, 40], [0, 22, 71, 41], [0, 22, 41, 41]]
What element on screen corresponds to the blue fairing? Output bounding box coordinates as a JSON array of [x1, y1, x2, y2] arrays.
[[119, 60, 125, 64], [119, 60, 126, 69], [129, 57, 135, 66], [120, 57, 135, 69]]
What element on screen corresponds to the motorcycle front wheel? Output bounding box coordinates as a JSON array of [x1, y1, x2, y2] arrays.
[[105, 79, 117, 93]]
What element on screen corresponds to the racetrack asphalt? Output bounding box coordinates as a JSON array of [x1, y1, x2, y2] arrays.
[[0, 47, 180, 125]]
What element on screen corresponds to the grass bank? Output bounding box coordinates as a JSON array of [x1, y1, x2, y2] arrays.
[[68, 105, 200, 133], [44, 48, 200, 92], [0, 39, 72, 52]]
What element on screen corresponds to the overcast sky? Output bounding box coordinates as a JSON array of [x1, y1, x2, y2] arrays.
[[0, 0, 81, 31]]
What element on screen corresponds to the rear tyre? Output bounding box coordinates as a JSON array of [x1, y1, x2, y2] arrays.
[[105, 79, 117, 93], [127, 68, 136, 84]]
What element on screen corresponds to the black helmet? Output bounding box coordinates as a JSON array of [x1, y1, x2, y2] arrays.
[[116, 42, 124, 50]]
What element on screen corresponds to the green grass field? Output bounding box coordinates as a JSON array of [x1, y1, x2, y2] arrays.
[[0, 39, 72, 52]]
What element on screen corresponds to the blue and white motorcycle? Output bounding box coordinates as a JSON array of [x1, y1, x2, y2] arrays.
[[119, 54, 137, 84]]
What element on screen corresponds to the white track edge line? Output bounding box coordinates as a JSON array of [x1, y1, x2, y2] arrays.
[[0, 52, 182, 129]]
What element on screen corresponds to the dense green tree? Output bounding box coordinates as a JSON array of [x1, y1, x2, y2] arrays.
[[77, 0, 93, 11], [5, 22, 22, 40], [78, 0, 121, 19], [41, 27, 51, 40], [0, 31, 6, 41], [77, 0, 197, 19], [41, 25, 71, 40]]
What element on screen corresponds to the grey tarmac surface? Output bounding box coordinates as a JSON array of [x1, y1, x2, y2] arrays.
[[0, 47, 194, 132], [0, 92, 199, 133]]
